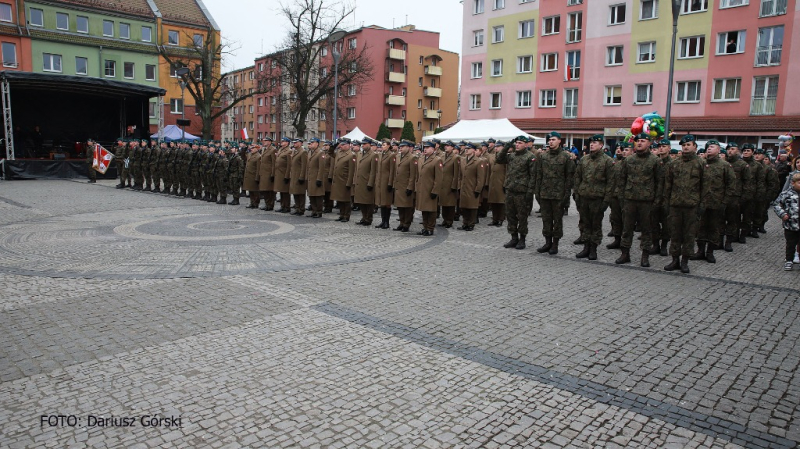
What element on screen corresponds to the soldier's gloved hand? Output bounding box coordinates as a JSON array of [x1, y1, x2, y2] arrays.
[[298, 179, 304, 185], [502, 187, 506, 194], [316, 180, 322, 188], [270, 176, 275, 182], [474, 191, 480, 199], [430, 193, 437, 200], [367, 186, 373, 192], [451, 188, 457, 193], [405, 189, 412, 197], [283, 178, 289, 184], [483, 185, 489, 191], [345, 185, 351, 190], [328, 178, 332, 184], [387, 185, 393, 192]]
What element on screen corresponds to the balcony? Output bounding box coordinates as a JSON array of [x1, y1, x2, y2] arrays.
[[385, 118, 404, 128], [388, 48, 406, 60], [423, 87, 442, 98], [386, 95, 406, 106], [424, 65, 442, 76], [387, 71, 406, 83], [423, 108, 440, 119]]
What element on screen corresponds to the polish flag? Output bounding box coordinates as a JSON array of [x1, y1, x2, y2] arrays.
[[241, 128, 249, 140], [565, 65, 572, 81], [92, 144, 114, 174]]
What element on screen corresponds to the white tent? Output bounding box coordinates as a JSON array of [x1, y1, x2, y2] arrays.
[[150, 125, 200, 141], [422, 119, 544, 144], [340, 126, 373, 142]]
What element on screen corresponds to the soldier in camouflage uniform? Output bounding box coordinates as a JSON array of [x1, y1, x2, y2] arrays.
[[130, 140, 143, 190], [228, 145, 244, 205], [573, 135, 614, 261], [162, 142, 175, 195], [496, 137, 536, 249], [723, 143, 751, 249], [741, 143, 764, 240], [188, 142, 201, 199], [756, 149, 781, 233], [617, 133, 662, 267], [203, 145, 215, 201], [663, 135, 705, 274], [215, 148, 230, 204], [606, 143, 629, 249], [114, 138, 127, 188], [138, 139, 149, 191], [148, 139, 161, 192], [691, 140, 733, 263], [534, 131, 575, 255], [651, 138, 673, 256]]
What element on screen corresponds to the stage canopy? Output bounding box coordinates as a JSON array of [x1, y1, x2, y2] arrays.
[[422, 119, 544, 144], [151, 125, 200, 141], [341, 127, 373, 142]]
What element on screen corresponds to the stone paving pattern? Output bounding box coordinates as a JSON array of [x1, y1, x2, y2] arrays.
[[0, 179, 798, 448]]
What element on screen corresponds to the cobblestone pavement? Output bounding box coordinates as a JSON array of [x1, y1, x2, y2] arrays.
[[0, 179, 798, 448]]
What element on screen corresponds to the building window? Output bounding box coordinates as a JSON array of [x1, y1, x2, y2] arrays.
[[542, 16, 560, 35], [473, 30, 484, 47], [640, 0, 658, 19], [347, 107, 355, 119], [540, 89, 557, 108], [145, 64, 156, 81], [193, 34, 203, 47], [717, 31, 745, 55], [490, 92, 502, 109], [755, 26, 783, 66], [103, 20, 114, 37], [418, 99, 423, 108], [73, 56, 88, 74], [519, 20, 534, 38], [474, 0, 485, 14], [29, 8, 43, 27], [676, 81, 701, 103], [635, 84, 653, 104], [418, 77, 423, 86], [419, 55, 424, 65], [249, 105, 254, 114], [564, 89, 578, 118], [104, 60, 116, 77], [568, 0, 583, 5], [417, 121, 422, 131], [56, 12, 69, 30], [119, 23, 130, 39], [681, 0, 708, 13], [712, 78, 741, 101], [149, 102, 156, 118], [566, 50, 580, 80], [604, 85, 622, 105], [271, 97, 276, 105], [347, 84, 356, 96], [321, 46, 327, 57], [258, 97, 263, 106], [77, 16, 88, 33], [750, 76, 778, 115], [759, 0, 786, 16], [168, 30, 179, 45], [637, 42, 656, 63], [492, 25, 504, 43], [721, 0, 748, 7], [170, 62, 185, 77], [1, 42, 15, 67], [42, 53, 62, 72], [471, 61, 483, 78], [348, 38, 356, 49], [349, 61, 357, 73], [142, 26, 152, 42], [517, 55, 533, 73], [679, 36, 705, 58], [171, 98, 183, 114], [516, 91, 532, 108], [541, 53, 558, 71], [494, 0, 505, 9], [567, 12, 582, 43], [606, 46, 624, 65], [491, 59, 503, 76], [123, 62, 134, 79], [609, 4, 626, 25], [470, 94, 481, 110], [0, 4, 11, 22]]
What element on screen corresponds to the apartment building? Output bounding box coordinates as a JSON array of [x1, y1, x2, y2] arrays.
[[220, 65, 255, 141]]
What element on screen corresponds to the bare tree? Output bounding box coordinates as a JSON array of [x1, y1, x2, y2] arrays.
[[260, 0, 374, 138]]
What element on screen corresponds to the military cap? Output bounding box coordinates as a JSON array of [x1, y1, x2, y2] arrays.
[[620, 141, 631, 149], [697, 147, 706, 154], [755, 148, 766, 154], [465, 142, 477, 149], [721, 148, 728, 155], [480, 141, 489, 147], [670, 148, 679, 154], [281, 136, 291, 142], [291, 137, 304, 143], [515, 135, 529, 143], [635, 132, 652, 141], [350, 139, 362, 146], [487, 138, 496, 143], [707, 139, 721, 146], [432, 138, 441, 144], [679, 134, 696, 144], [422, 141, 435, 148], [727, 142, 739, 149], [308, 137, 321, 143], [262, 136, 273, 142], [496, 140, 506, 146], [397, 140, 413, 147], [458, 140, 469, 146], [444, 140, 456, 147], [589, 134, 604, 142], [547, 131, 562, 140], [323, 140, 333, 145], [86, 137, 95, 142], [741, 143, 755, 150]]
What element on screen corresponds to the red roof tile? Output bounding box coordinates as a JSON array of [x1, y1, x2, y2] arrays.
[[52, 0, 153, 18], [151, 0, 210, 27]]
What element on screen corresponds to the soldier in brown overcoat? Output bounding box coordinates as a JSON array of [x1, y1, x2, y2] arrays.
[[305, 138, 326, 218], [329, 138, 356, 222], [374, 140, 397, 229], [459, 143, 487, 231], [393, 140, 417, 232], [488, 140, 507, 226], [243, 144, 262, 208], [354, 139, 379, 225], [322, 140, 335, 213], [415, 141, 443, 236], [258, 137, 276, 211], [274, 137, 292, 213], [438, 141, 460, 228], [289, 138, 308, 215]]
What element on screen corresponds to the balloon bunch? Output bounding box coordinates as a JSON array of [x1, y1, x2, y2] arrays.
[[778, 132, 794, 153], [631, 112, 666, 139]]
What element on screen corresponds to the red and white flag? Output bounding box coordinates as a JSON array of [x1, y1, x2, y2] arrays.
[[241, 128, 249, 140], [92, 144, 114, 174]]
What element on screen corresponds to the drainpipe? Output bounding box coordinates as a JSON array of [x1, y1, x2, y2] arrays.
[[99, 45, 103, 78]]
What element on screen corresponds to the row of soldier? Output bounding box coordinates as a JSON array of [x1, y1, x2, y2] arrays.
[[109, 132, 784, 274]]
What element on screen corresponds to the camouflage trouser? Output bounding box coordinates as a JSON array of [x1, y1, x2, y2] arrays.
[[143, 165, 151, 188], [578, 197, 606, 245], [539, 198, 564, 239], [230, 178, 242, 199], [724, 199, 741, 237], [217, 176, 227, 198], [651, 204, 670, 243], [162, 166, 173, 191], [121, 163, 131, 185], [608, 197, 623, 237], [191, 169, 201, 194], [505, 193, 531, 236], [622, 200, 652, 250], [132, 163, 143, 186], [740, 199, 756, 232], [116, 162, 125, 184], [149, 164, 159, 189], [697, 207, 725, 247], [756, 199, 771, 228], [86, 162, 96, 181], [668, 206, 699, 257], [562, 189, 571, 212], [205, 172, 214, 195]]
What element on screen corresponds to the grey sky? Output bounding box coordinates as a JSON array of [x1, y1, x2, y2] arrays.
[[200, 0, 464, 72]]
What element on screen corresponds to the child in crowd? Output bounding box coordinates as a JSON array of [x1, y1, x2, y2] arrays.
[[774, 172, 800, 270]]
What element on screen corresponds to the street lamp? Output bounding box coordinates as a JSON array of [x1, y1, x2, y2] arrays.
[[176, 67, 190, 141], [327, 29, 347, 140], [664, 0, 681, 137]]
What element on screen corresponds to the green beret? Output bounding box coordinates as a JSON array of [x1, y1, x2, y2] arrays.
[[658, 138, 671, 146], [727, 142, 739, 148], [742, 143, 755, 150], [755, 148, 766, 154], [547, 131, 562, 140], [679, 134, 696, 144], [721, 148, 727, 155], [707, 139, 721, 146], [670, 148, 679, 154], [635, 133, 651, 141], [589, 134, 604, 142]]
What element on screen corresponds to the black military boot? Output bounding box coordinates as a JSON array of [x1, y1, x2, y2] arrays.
[[153, 187, 161, 193], [548, 238, 560, 255], [738, 230, 747, 244], [573, 237, 585, 245], [664, 256, 680, 271], [758, 226, 767, 234], [144, 186, 152, 192], [706, 244, 716, 263], [649, 241, 661, 255], [588, 244, 598, 261], [660, 239, 669, 257], [724, 236, 733, 252], [690, 242, 706, 260], [228, 199, 240, 205], [576, 243, 590, 259], [749, 229, 759, 239], [680, 255, 690, 273], [615, 247, 631, 264], [515, 235, 527, 250], [641, 251, 650, 267], [216, 197, 226, 205], [504, 233, 519, 248], [116, 183, 124, 189], [606, 235, 621, 249], [536, 236, 553, 253]]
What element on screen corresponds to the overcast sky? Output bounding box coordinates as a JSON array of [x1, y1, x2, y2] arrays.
[[200, 0, 464, 72]]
